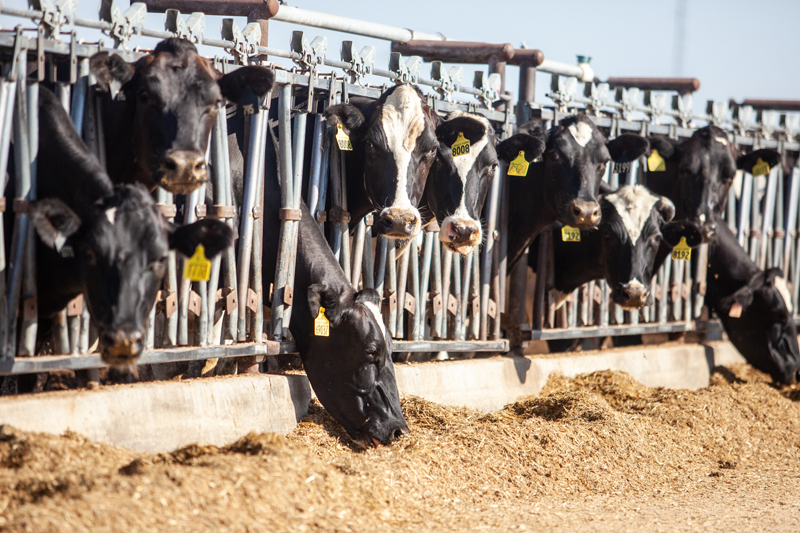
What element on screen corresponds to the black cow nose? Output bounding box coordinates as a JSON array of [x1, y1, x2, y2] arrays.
[[570, 201, 601, 228], [452, 223, 479, 241]]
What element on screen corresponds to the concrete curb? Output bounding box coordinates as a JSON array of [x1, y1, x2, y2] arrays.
[[0, 342, 745, 453]]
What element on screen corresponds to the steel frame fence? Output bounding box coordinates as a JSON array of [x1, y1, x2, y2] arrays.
[[0, 1, 796, 376]]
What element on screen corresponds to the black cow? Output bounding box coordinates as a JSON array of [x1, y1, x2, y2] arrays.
[[15, 87, 233, 365], [89, 38, 274, 194], [422, 111, 545, 255], [529, 185, 700, 309], [705, 214, 799, 384], [324, 84, 440, 239], [500, 115, 650, 267], [643, 126, 781, 242]]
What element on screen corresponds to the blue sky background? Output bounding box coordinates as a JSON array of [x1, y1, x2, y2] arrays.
[[2, 0, 799, 112]]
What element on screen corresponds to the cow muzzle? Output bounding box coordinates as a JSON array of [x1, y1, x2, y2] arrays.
[[99, 329, 144, 367], [377, 207, 420, 238], [440, 217, 482, 255], [568, 200, 601, 229], [614, 281, 650, 310], [157, 150, 207, 195]]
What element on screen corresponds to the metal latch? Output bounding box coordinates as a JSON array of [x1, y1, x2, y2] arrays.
[[583, 81, 609, 113], [644, 90, 669, 124], [615, 86, 639, 121], [165, 9, 205, 45], [473, 70, 501, 108], [99, 0, 147, 50], [341, 41, 375, 86], [291, 31, 327, 70], [431, 61, 462, 103], [705, 100, 729, 126], [29, 0, 76, 40], [388, 53, 421, 84], [221, 18, 261, 64], [672, 93, 694, 127]]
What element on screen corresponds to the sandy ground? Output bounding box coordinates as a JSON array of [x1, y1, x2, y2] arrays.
[[1, 363, 800, 532]]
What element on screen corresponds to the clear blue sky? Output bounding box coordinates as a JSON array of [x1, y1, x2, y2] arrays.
[[2, 0, 798, 111]]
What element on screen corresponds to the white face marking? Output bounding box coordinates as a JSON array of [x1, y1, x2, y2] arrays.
[[363, 301, 388, 340], [568, 122, 593, 147], [381, 86, 426, 213], [628, 278, 645, 289], [605, 185, 661, 245], [105, 207, 117, 225], [714, 136, 729, 146], [774, 276, 794, 315]]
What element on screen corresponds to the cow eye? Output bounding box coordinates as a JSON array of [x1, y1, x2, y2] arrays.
[[84, 249, 97, 266], [365, 344, 378, 358], [550, 151, 560, 161], [365, 140, 374, 150], [427, 147, 437, 157], [138, 90, 149, 103]]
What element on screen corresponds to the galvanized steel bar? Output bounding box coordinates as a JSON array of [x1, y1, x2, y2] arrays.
[[480, 163, 502, 340]]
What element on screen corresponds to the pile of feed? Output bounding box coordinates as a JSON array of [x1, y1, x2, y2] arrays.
[[2, 364, 800, 532]]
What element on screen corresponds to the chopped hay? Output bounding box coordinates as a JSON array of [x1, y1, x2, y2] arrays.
[[1, 365, 800, 532]]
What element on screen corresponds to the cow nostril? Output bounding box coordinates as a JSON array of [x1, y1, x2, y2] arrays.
[[164, 159, 178, 172], [592, 207, 600, 217], [572, 205, 583, 217], [194, 161, 206, 172]]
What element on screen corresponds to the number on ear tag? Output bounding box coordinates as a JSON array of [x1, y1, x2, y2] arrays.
[[508, 151, 530, 176], [671, 236, 691, 261], [751, 158, 770, 177], [184, 245, 211, 282], [561, 226, 581, 242], [647, 149, 666, 172], [612, 161, 631, 174], [314, 306, 330, 336], [451, 132, 470, 158], [336, 124, 353, 151]]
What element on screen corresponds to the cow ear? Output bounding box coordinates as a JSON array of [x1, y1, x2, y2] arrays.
[[436, 116, 487, 147], [218, 66, 275, 104], [168, 219, 234, 258], [763, 267, 784, 287], [89, 52, 135, 92], [308, 283, 344, 327], [31, 199, 82, 251], [496, 132, 546, 166], [720, 285, 754, 317], [324, 104, 366, 138], [655, 196, 675, 222], [736, 148, 782, 175], [661, 221, 703, 248], [607, 134, 649, 163], [646, 135, 678, 159]]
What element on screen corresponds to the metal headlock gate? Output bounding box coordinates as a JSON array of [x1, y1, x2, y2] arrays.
[[0, 0, 797, 377]]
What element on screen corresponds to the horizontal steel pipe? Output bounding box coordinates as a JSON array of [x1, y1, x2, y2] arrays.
[[142, 0, 279, 17], [391, 40, 514, 63], [730, 99, 800, 112], [605, 77, 700, 94], [537, 59, 593, 82], [506, 48, 545, 67]]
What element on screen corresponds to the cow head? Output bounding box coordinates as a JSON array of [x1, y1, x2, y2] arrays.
[[598, 185, 701, 309], [90, 39, 274, 194], [717, 268, 800, 384], [325, 84, 439, 239], [645, 127, 781, 243], [503, 115, 649, 230], [30, 184, 233, 366], [305, 284, 408, 447]]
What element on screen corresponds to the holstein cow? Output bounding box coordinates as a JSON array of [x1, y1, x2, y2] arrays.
[[13, 87, 233, 365], [89, 38, 274, 194], [705, 214, 800, 384], [422, 111, 546, 255], [324, 84, 439, 240], [223, 105, 409, 447], [499, 115, 650, 267], [529, 185, 701, 309], [642, 126, 781, 242]]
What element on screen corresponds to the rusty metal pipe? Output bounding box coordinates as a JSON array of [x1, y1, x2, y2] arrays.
[[391, 40, 514, 64], [507, 48, 545, 67], [605, 77, 700, 94], [142, 0, 279, 18], [729, 99, 800, 112]]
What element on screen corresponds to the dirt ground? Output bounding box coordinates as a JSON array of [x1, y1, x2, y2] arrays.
[[2, 364, 800, 532]]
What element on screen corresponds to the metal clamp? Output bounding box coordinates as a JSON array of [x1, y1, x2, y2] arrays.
[[782, 114, 800, 140], [388, 52, 421, 84], [30, 0, 76, 40], [430, 61, 462, 103], [99, 0, 147, 50], [672, 93, 694, 127], [705, 100, 729, 126], [615, 87, 639, 121], [549, 74, 577, 112], [758, 109, 779, 139], [278, 208, 302, 221], [341, 41, 375, 86], [221, 18, 261, 64], [733, 104, 755, 135], [291, 31, 327, 70], [583, 82, 609, 113], [473, 70, 501, 108], [165, 9, 205, 45], [328, 208, 350, 224], [644, 90, 669, 124]]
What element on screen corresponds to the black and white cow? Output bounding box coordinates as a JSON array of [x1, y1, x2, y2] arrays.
[[705, 213, 799, 384], [500, 115, 650, 267], [421, 111, 545, 255], [12, 87, 233, 365], [643, 126, 782, 242], [324, 84, 440, 239], [529, 185, 701, 309], [89, 38, 274, 194]]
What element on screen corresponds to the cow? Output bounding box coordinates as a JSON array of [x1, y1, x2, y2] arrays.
[[529, 185, 701, 309], [421, 111, 545, 255], [705, 213, 799, 384], [642, 126, 782, 242], [324, 84, 440, 240], [499, 114, 650, 268], [12, 86, 233, 365], [88, 38, 274, 194]]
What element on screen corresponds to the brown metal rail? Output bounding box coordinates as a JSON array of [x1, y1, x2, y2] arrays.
[[605, 77, 700, 94]]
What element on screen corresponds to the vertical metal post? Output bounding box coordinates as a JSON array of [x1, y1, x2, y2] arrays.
[[758, 166, 778, 269], [748, 170, 762, 263], [737, 171, 753, 248], [480, 162, 502, 340], [409, 235, 421, 341], [351, 220, 366, 288], [387, 243, 398, 337], [532, 232, 550, 331], [659, 260, 672, 324], [693, 244, 708, 319], [452, 252, 463, 340], [362, 219, 375, 289], [431, 232, 443, 338], [418, 228, 435, 340], [70, 59, 89, 137], [783, 166, 800, 277], [395, 247, 410, 338], [0, 79, 16, 355], [471, 248, 481, 340], [440, 247, 452, 339]]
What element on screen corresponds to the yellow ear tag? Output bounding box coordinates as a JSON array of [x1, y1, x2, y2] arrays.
[[451, 132, 470, 158], [336, 124, 353, 151], [671, 236, 691, 261], [508, 151, 530, 176], [184, 244, 211, 282], [314, 306, 330, 337], [751, 158, 770, 177], [728, 301, 743, 318], [647, 149, 666, 172], [561, 226, 581, 242]]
